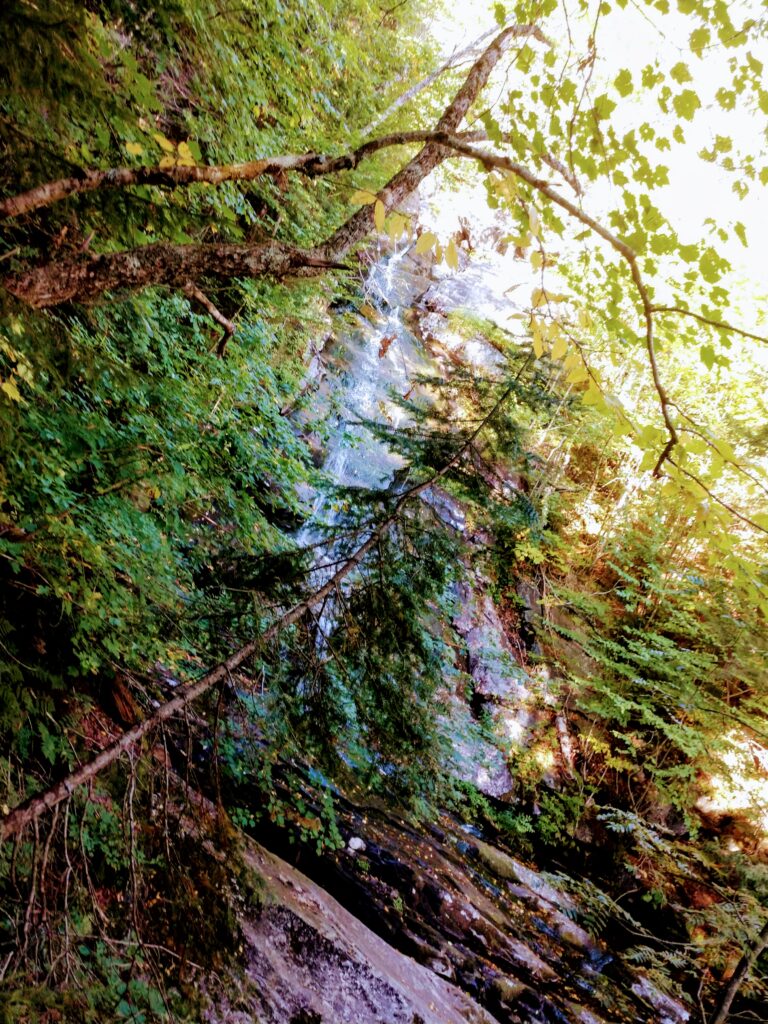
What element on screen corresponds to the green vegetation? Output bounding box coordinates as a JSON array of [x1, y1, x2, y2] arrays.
[[0, 0, 767, 1021]]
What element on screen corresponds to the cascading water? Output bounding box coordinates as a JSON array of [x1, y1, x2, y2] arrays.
[[293, 245, 436, 648]]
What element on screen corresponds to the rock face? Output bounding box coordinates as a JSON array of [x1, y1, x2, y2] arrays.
[[203, 793, 692, 1024], [207, 840, 495, 1024]]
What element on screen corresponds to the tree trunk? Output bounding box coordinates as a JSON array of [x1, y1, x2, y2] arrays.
[[2, 24, 526, 308]]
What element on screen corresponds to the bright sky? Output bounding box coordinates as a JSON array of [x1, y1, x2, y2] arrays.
[[428, 0, 768, 307]]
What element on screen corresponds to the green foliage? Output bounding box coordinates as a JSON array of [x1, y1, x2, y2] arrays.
[[1, 0, 768, 1020]]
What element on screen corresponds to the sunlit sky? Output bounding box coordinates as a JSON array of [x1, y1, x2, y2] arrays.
[[426, 0, 768, 306]]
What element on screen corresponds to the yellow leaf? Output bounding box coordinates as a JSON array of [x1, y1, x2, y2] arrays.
[[566, 365, 589, 384], [686, 437, 709, 456], [530, 250, 543, 271], [528, 204, 541, 238], [177, 157, 196, 167], [709, 454, 724, 479], [712, 438, 737, 463], [495, 173, 518, 201], [434, 243, 443, 264], [159, 155, 176, 169], [445, 239, 459, 270], [125, 141, 143, 156], [388, 213, 407, 242], [551, 331, 567, 361], [531, 287, 547, 309], [177, 141, 194, 161], [564, 352, 580, 371], [415, 231, 437, 255], [350, 189, 378, 205], [153, 132, 175, 152], [582, 382, 603, 406], [15, 362, 33, 384], [531, 319, 544, 358], [1, 377, 22, 402], [374, 200, 386, 232]]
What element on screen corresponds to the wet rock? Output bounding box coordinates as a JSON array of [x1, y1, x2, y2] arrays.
[[207, 842, 496, 1024], [472, 838, 576, 910], [428, 956, 453, 978], [453, 579, 530, 701], [440, 680, 514, 799], [631, 975, 690, 1024]]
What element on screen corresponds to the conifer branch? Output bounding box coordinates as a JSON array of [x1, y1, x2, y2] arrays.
[[0, 377, 519, 844]]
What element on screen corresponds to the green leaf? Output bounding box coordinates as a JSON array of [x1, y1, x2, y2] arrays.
[[593, 94, 617, 119], [689, 26, 710, 55], [670, 62, 692, 84], [715, 88, 736, 110], [700, 345, 716, 370], [699, 247, 722, 283], [614, 69, 633, 96], [673, 89, 701, 120]]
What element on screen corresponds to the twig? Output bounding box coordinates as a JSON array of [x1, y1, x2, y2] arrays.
[[651, 305, 768, 346], [183, 281, 236, 356]]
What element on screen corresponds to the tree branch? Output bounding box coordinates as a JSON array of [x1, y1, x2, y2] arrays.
[[0, 21, 547, 223], [0, 133, 468, 221], [667, 458, 768, 536], [0, 376, 519, 844], [1, 25, 525, 308], [2, 240, 346, 308], [651, 305, 768, 346], [182, 281, 236, 356], [710, 917, 768, 1024]]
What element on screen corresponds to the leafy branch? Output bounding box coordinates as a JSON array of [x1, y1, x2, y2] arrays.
[[0, 373, 520, 843]]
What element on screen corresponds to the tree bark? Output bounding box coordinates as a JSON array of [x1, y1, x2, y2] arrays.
[[2, 240, 343, 308], [1, 24, 529, 308], [710, 917, 768, 1024]]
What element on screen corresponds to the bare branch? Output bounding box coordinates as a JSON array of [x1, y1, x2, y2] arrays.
[[651, 305, 768, 345], [710, 918, 768, 1024], [359, 23, 549, 137], [182, 281, 236, 357], [0, 134, 452, 221]]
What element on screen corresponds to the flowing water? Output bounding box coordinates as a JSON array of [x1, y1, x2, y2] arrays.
[[239, 241, 696, 1024]]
